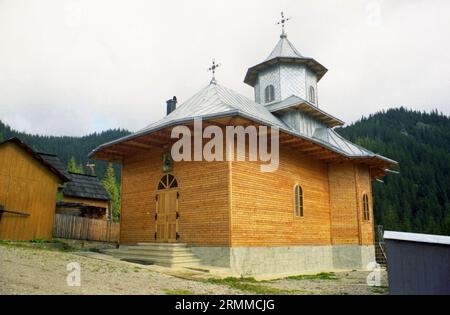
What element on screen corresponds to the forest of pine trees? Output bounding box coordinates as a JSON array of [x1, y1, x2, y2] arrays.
[[337, 107, 450, 236], [1, 107, 449, 235]]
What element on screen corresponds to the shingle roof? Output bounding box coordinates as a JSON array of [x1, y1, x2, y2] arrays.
[[38, 153, 71, 179], [63, 172, 110, 201]]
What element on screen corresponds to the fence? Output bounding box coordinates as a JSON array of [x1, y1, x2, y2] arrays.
[[53, 214, 120, 243]]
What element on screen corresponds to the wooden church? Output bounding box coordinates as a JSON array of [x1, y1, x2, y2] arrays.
[[90, 18, 397, 275]]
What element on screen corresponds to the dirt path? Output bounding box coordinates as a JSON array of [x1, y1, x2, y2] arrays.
[[0, 243, 388, 295], [0, 244, 240, 295]]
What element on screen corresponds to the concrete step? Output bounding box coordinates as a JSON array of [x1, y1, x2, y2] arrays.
[[124, 247, 193, 254], [100, 243, 202, 268], [103, 249, 198, 259], [135, 243, 188, 249]]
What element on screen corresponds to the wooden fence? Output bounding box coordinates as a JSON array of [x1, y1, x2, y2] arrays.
[[53, 214, 120, 243]]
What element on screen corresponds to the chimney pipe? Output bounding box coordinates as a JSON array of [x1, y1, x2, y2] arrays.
[[166, 96, 177, 115]]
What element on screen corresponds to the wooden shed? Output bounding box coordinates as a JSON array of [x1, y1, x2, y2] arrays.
[[0, 138, 69, 241], [59, 172, 111, 219]]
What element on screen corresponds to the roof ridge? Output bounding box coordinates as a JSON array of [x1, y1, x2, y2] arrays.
[[68, 171, 98, 178]]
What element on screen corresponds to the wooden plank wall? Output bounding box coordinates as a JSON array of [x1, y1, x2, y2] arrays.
[[357, 165, 375, 245], [328, 162, 366, 245], [0, 143, 60, 241], [231, 146, 332, 246], [120, 146, 230, 245], [52, 214, 120, 242]]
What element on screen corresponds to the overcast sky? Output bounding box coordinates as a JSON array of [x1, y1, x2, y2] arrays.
[[1, 0, 449, 136]]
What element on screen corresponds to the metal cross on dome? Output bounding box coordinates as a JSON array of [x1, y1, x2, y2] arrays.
[[276, 11, 291, 37], [208, 59, 221, 84]]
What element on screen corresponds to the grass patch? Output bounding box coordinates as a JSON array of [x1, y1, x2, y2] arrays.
[[371, 286, 389, 295], [165, 289, 195, 295], [286, 272, 338, 281], [205, 277, 298, 295], [0, 239, 73, 252]]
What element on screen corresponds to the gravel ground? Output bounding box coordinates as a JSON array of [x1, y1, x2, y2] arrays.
[[0, 244, 240, 295], [0, 243, 388, 295]]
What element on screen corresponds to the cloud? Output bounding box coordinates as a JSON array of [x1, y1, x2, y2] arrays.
[[0, 0, 449, 136]]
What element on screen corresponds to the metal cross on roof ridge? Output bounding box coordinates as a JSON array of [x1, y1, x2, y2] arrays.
[[207, 59, 221, 85], [276, 11, 291, 37]]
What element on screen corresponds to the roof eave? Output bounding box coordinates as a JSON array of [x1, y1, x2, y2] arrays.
[[244, 57, 328, 87], [90, 111, 396, 170]]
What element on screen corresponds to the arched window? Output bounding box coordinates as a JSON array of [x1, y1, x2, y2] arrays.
[[363, 194, 370, 221], [309, 86, 316, 104], [157, 174, 178, 190], [264, 85, 275, 103], [294, 185, 304, 217]]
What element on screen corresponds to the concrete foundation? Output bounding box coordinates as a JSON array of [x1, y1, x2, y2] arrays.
[[190, 245, 375, 276]]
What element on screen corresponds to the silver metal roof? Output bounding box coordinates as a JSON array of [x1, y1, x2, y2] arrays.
[[89, 82, 397, 166], [139, 83, 289, 132], [266, 95, 345, 127], [384, 231, 450, 246], [265, 35, 303, 61], [313, 128, 374, 157], [244, 34, 328, 86]]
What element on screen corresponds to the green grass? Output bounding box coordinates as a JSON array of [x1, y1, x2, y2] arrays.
[[205, 277, 302, 295], [165, 289, 195, 295], [0, 239, 73, 252], [286, 272, 338, 281], [371, 286, 389, 295]]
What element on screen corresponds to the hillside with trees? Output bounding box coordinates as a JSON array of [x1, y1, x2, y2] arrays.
[[0, 120, 130, 180], [337, 108, 450, 236]]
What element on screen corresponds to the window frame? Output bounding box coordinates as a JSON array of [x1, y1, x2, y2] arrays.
[[309, 86, 316, 104], [362, 193, 370, 221], [294, 184, 304, 218], [157, 174, 178, 190], [264, 85, 275, 103]]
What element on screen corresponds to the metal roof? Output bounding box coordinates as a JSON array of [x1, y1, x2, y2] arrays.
[[89, 82, 397, 166], [138, 83, 289, 133], [267, 95, 344, 127], [63, 172, 110, 201], [384, 231, 450, 246], [313, 128, 375, 157], [244, 35, 328, 86], [265, 34, 303, 60]]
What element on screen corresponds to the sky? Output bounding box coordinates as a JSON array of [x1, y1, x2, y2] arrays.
[[0, 0, 449, 136]]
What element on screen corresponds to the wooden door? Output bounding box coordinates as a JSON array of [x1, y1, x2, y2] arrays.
[[156, 190, 178, 242]]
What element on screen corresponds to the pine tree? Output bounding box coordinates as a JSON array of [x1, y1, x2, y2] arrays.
[[102, 163, 121, 221], [0, 132, 4, 142], [67, 156, 84, 174]]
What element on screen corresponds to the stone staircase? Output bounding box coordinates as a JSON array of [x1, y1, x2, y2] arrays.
[[101, 243, 202, 268]]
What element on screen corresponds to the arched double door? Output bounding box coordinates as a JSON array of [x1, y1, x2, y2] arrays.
[[155, 174, 179, 243]]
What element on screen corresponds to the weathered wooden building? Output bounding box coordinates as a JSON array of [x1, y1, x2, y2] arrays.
[[57, 172, 110, 219], [39, 153, 111, 219], [0, 138, 69, 241], [90, 27, 397, 275]]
